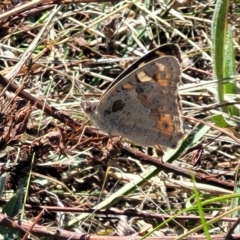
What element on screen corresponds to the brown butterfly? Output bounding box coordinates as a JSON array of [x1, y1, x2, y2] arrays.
[[82, 44, 184, 148]]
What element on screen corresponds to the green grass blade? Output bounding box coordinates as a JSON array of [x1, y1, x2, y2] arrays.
[[0, 173, 7, 197], [191, 172, 211, 240], [211, 0, 229, 82], [223, 27, 239, 116], [211, 0, 238, 116]]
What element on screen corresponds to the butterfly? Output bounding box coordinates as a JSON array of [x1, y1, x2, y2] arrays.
[[81, 44, 184, 148]]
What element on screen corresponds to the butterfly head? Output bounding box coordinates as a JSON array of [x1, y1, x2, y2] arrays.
[[80, 101, 98, 115]]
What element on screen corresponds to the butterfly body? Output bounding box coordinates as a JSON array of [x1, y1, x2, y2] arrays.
[[82, 44, 184, 148]]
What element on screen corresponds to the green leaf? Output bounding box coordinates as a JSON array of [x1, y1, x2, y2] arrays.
[[211, 114, 238, 128], [2, 189, 23, 218], [0, 178, 26, 239]]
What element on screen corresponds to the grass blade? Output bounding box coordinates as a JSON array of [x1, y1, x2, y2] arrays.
[[211, 0, 238, 116]]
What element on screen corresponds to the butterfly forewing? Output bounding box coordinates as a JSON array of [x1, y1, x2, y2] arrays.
[[99, 44, 182, 102]]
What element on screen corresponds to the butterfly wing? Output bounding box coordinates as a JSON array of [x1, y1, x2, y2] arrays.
[[99, 44, 182, 102], [91, 55, 183, 148]]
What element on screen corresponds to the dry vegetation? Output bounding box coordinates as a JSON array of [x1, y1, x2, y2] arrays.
[[0, 0, 240, 239]]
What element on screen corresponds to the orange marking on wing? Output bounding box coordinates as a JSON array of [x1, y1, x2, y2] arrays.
[[122, 82, 134, 89], [157, 114, 175, 136], [154, 63, 170, 87], [155, 74, 169, 87]]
